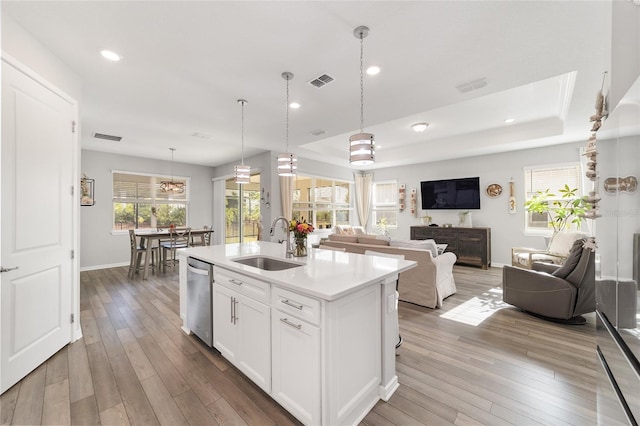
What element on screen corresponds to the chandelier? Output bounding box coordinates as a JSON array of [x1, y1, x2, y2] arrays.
[[160, 148, 185, 193]]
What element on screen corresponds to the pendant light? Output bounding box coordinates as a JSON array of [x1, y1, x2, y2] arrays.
[[160, 148, 185, 193], [234, 99, 251, 184], [349, 25, 375, 166], [278, 71, 297, 176]]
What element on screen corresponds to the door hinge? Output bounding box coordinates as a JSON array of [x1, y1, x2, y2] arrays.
[[71, 313, 75, 323], [71, 120, 76, 133], [71, 185, 74, 196], [71, 250, 75, 259]]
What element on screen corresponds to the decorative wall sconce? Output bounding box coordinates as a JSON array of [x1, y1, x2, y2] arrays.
[[80, 175, 95, 206], [604, 176, 638, 194], [261, 188, 271, 208], [410, 188, 417, 216]]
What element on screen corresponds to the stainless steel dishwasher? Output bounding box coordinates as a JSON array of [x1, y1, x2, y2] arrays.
[[186, 257, 213, 346]]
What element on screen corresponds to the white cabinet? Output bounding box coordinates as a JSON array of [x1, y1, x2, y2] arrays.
[[271, 288, 321, 425], [212, 267, 271, 393]]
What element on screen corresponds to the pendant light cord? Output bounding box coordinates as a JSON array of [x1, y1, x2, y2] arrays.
[[359, 31, 364, 134], [241, 100, 245, 165], [170, 148, 175, 181], [285, 76, 290, 152]]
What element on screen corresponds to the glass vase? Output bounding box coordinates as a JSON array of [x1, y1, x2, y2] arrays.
[[294, 236, 307, 257]]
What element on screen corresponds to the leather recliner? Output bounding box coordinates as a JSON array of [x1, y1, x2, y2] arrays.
[[502, 238, 595, 323]]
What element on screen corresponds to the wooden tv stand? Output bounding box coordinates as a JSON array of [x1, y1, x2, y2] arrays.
[[410, 226, 491, 269]]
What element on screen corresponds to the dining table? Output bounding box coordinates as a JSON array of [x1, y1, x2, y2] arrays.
[[134, 228, 213, 279]]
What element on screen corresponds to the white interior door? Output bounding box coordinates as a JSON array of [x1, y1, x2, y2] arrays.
[[1, 59, 76, 393]]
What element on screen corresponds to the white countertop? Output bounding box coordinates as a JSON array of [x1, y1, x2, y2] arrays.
[[179, 241, 416, 301]]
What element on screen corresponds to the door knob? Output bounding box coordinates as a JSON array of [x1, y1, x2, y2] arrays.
[[0, 266, 19, 273]]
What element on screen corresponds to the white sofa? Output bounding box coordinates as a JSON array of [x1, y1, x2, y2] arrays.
[[322, 234, 457, 308]]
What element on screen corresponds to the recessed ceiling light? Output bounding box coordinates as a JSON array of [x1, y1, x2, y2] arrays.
[[366, 65, 381, 75], [411, 122, 429, 132], [289, 102, 301, 109], [100, 50, 121, 61], [504, 118, 515, 124]]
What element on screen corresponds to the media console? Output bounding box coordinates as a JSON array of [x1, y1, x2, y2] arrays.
[[410, 226, 491, 269]]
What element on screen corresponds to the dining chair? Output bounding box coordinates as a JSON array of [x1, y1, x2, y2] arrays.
[[128, 229, 158, 279], [161, 227, 191, 272], [190, 226, 213, 246]]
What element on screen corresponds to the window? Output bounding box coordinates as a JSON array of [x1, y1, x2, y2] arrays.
[[524, 163, 582, 234], [112, 171, 189, 231], [292, 175, 352, 230], [225, 174, 260, 244], [372, 181, 398, 229]]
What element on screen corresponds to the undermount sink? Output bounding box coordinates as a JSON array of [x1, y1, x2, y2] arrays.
[[232, 256, 302, 271]]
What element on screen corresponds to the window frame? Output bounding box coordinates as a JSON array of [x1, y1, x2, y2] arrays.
[[372, 180, 399, 230], [112, 170, 190, 234], [523, 162, 583, 236], [291, 174, 353, 230]]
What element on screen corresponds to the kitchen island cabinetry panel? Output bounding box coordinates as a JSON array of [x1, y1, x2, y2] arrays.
[[271, 308, 320, 425], [212, 268, 271, 393]]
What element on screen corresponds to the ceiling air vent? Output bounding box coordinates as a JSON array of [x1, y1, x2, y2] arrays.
[[93, 132, 123, 142], [456, 78, 487, 94], [308, 74, 334, 88]]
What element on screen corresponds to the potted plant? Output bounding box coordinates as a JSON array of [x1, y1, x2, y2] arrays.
[[524, 184, 588, 233]]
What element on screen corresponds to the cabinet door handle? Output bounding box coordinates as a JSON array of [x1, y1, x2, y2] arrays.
[[230, 296, 235, 323], [0, 266, 19, 273], [280, 318, 302, 329], [229, 279, 243, 286], [233, 298, 239, 324], [281, 299, 303, 310]]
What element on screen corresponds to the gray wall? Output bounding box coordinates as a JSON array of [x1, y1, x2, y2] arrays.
[[80, 150, 215, 269], [371, 142, 586, 266]]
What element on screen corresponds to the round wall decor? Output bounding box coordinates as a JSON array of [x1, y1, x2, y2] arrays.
[[486, 183, 503, 198]]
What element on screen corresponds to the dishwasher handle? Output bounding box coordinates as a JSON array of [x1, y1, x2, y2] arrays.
[[187, 264, 210, 276]]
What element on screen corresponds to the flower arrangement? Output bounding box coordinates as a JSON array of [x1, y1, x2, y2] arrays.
[[289, 218, 314, 257], [290, 218, 314, 238]]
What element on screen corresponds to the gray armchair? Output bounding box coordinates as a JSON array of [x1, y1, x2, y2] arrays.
[[503, 238, 595, 324]]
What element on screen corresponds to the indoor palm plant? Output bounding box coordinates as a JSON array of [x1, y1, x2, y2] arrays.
[[524, 184, 588, 233]]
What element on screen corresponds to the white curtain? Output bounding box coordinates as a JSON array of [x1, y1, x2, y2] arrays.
[[212, 178, 225, 245], [280, 176, 294, 219], [354, 173, 373, 229]]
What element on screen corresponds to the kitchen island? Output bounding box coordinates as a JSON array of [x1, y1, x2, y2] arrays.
[[178, 241, 416, 426]]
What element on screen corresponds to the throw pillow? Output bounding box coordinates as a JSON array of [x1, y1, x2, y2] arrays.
[[357, 236, 390, 246], [353, 226, 366, 236], [548, 231, 585, 256], [551, 239, 585, 279], [328, 234, 358, 243]]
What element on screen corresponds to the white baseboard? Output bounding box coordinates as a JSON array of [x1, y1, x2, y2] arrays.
[[80, 261, 129, 272]]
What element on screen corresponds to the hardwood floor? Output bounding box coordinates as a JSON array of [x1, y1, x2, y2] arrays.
[[0, 265, 597, 425]]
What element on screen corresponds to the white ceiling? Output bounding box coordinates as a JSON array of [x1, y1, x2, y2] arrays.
[[1, 1, 612, 170]]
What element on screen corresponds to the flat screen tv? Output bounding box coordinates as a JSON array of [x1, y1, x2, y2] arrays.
[[420, 177, 481, 210]]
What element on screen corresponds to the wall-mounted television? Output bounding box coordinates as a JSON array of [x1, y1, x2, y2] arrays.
[[420, 177, 481, 210]]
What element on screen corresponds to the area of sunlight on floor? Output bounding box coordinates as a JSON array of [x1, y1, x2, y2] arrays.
[[439, 286, 508, 326]]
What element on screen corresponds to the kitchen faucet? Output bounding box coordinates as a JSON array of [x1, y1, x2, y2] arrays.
[[270, 216, 294, 258]]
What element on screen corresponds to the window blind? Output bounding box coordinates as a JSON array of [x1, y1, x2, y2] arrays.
[[524, 164, 581, 198], [112, 172, 188, 202]]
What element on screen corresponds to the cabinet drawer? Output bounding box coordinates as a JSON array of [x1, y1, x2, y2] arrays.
[[214, 267, 270, 303], [272, 287, 320, 326]]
